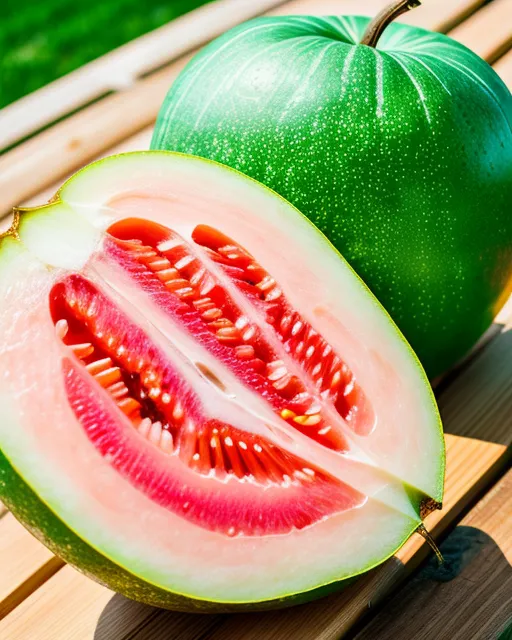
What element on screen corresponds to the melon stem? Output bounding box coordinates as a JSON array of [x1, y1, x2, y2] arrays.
[[360, 0, 422, 48], [417, 524, 444, 565]]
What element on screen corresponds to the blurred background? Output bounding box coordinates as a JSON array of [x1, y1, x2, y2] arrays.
[[0, 0, 509, 210], [0, 0, 212, 108]]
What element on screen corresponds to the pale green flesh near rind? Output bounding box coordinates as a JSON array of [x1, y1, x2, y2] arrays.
[[0, 397, 419, 606], [0, 151, 444, 604], [0, 446, 415, 611], [0, 239, 422, 604]]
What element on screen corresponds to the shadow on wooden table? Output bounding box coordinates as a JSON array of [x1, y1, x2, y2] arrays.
[[93, 592, 225, 639], [354, 526, 512, 640], [92, 525, 511, 640], [91, 523, 512, 640], [438, 325, 512, 446], [92, 556, 408, 640]]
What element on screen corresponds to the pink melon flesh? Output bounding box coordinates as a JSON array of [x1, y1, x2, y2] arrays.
[[53, 268, 363, 536]]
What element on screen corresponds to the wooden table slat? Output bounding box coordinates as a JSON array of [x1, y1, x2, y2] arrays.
[[0, 566, 115, 640], [494, 47, 512, 87], [355, 468, 512, 640], [448, 0, 512, 63], [0, 513, 64, 620], [0, 0, 288, 151], [2, 306, 510, 639], [0, 563, 226, 640], [0, 0, 497, 218]]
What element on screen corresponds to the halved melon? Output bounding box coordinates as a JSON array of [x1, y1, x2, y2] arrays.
[[0, 151, 444, 611]]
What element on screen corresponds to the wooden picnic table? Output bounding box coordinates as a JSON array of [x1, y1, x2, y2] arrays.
[[0, 0, 511, 638]]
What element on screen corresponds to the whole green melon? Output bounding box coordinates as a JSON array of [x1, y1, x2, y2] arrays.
[[152, 6, 512, 378]]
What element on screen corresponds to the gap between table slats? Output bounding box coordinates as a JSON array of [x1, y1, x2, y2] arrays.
[[0, 0, 500, 217]]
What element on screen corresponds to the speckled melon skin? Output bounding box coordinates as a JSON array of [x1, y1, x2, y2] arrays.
[[152, 16, 512, 378]]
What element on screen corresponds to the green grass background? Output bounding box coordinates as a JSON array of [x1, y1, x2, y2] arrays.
[[0, 0, 212, 109]]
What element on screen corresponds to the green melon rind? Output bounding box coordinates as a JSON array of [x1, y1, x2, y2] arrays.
[[0, 448, 421, 611]]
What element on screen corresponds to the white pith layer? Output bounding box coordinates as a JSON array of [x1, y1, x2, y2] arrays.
[[0, 152, 443, 602]]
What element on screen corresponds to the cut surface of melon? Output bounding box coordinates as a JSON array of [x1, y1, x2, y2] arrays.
[[0, 152, 443, 605]]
